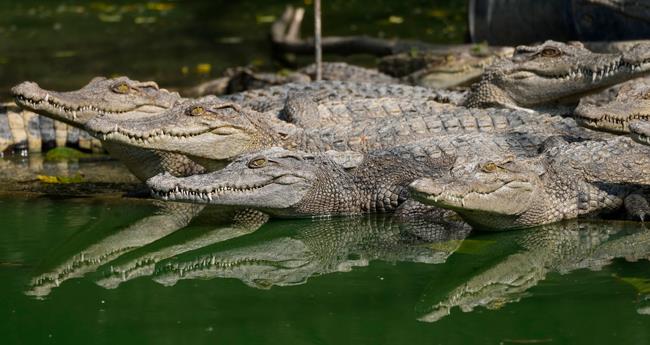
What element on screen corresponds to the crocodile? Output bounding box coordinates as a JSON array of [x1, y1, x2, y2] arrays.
[[574, 77, 650, 133], [94, 208, 270, 289], [151, 213, 470, 289], [410, 136, 650, 230], [12, 77, 181, 128], [11, 77, 461, 137], [147, 147, 455, 217], [10, 77, 207, 180], [86, 95, 601, 170], [185, 62, 398, 97], [189, 46, 512, 97], [463, 40, 650, 110], [417, 220, 640, 323], [144, 124, 606, 218], [378, 45, 514, 89], [219, 80, 463, 112]]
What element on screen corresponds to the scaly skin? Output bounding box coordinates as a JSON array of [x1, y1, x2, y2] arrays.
[[463, 40, 650, 110], [151, 213, 470, 289], [378, 45, 514, 89], [410, 137, 650, 230], [185, 62, 397, 97], [220, 80, 460, 112], [417, 220, 630, 323], [86, 95, 601, 169], [144, 124, 608, 218], [147, 147, 454, 217], [574, 77, 650, 133], [278, 96, 459, 128]]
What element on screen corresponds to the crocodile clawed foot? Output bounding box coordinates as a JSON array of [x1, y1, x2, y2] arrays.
[[625, 194, 650, 223]]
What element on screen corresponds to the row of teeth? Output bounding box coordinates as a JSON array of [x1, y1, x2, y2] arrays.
[[549, 60, 647, 82], [107, 257, 157, 276], [99, 127, 201, 143], [15, 94, 127, 119], [578, 113, 650, 128], [29, 247, 135, 288], [156, 257, 271, 277], [103, 257, 158, 282], [429, 192, 466, 207], [152, 185, 260, 201]]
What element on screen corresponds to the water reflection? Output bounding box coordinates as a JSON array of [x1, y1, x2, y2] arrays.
[[25, 204, 469, 295], [22, 200, 650, 322], [150, 214, 470, 289], [26, 201, 204, 298], [417, 220, 650, 322]]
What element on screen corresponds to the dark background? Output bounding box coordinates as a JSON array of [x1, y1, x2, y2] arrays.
[[0, 0, 467, 98]]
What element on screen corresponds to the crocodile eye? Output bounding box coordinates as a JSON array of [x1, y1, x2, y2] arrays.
[[248, 156, 267, 169], [481, 162, 498, 173], [539, 47, 561, 58], [187, 106, 206, 116], [111, 82, 131, 94]]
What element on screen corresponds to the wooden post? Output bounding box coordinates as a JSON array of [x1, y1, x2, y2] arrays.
[[314, 0, 322, 81]]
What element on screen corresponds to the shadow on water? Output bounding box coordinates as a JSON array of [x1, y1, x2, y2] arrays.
[[1, 196, 650, 344], [0, 0, 467, 98]]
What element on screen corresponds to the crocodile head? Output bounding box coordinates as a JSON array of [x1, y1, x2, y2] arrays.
[[464, 40, 650, 109], [575, 79, 650, 133], [410, 157, 545, 230], [152, 237, 321, 289], [147, 148, 361, 216], [418, 251, 547, 322], [11, 77, 181, 128], [86, 96, 286, 166]]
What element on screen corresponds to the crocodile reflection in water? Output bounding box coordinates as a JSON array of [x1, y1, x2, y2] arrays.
[[151, 213, 471, 289], [25, 202, 225, 298], [95, 208, 269, 289], [26, 202, 468, 296], [416, 220, 650, 322]]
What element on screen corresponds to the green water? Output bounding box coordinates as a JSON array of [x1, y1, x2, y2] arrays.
[[2, 196, 650, 344], [2, 1, 650, 343]]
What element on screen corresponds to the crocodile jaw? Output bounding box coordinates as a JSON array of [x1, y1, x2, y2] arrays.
[[11, 79, 177, 128], [410, 177, 537, 230], [147, 172, 313, 212], [575, 101, 650, 133]]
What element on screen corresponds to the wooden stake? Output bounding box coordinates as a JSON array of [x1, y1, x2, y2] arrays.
[[314, 0, 322, 81]]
